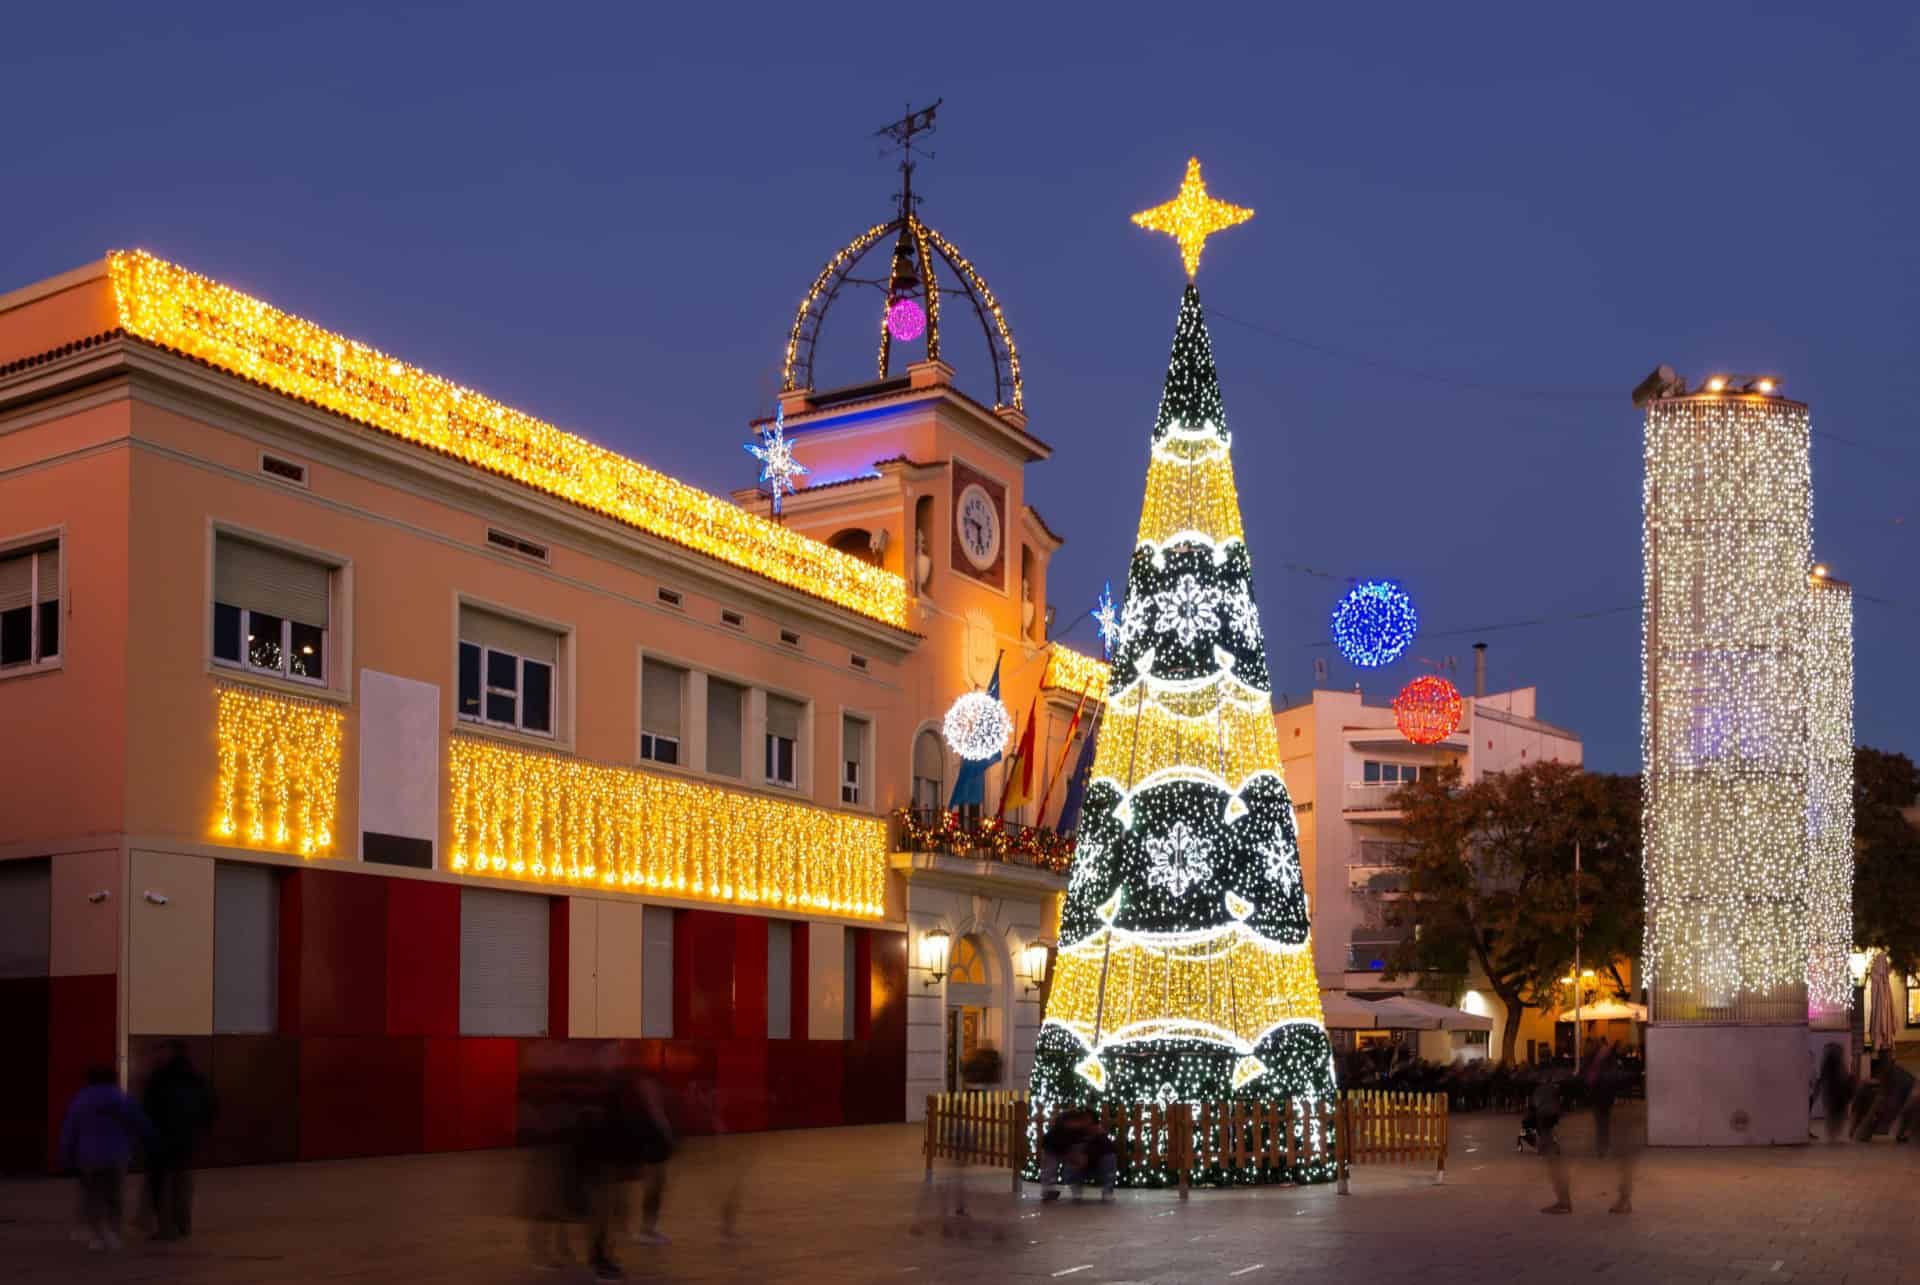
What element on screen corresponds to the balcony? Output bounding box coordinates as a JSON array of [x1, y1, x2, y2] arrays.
[[1347, 934, 1411, 974], [893, 808, 1075, 875], [1342, 782, 1409, 814], [1346, 864, 1408, 895]]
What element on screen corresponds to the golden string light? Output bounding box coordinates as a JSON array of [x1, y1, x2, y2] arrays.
[[213, 684, 343, 856], [1641, 388, 1812, 1019], [107, 251, 911, 629], [1805, 570, 1854, 1018], [1042, 646, 1111, 697], [447, 734, 886, 917], [1131, 158, 1254, 280]]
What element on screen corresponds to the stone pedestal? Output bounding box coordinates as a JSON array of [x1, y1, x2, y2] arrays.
[[1646, 1023, 1809, 1146]]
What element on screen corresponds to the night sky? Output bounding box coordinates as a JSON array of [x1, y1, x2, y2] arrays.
[[7, 4, 1916, 772]]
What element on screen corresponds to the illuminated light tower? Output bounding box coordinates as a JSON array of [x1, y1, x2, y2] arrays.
[[1805, 565, 1854, 1032], [1636, 366, 1814, 1145]]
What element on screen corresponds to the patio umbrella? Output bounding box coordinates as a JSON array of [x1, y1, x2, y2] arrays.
[[1319, 992, 1387, 1030], [1376, 995, 1493, 1032], [1869, 951, 1897, 1052], [1555, 999, 1648, 1023]]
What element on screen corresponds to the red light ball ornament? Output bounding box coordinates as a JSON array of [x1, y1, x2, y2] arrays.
[[1393, 675, 1464, 745]]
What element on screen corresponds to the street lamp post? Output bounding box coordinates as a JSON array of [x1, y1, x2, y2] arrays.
[[1574, 840, 1582, 1067]]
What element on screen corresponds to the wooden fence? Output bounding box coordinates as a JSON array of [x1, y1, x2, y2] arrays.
[[922, 1089, 1446, 1196]]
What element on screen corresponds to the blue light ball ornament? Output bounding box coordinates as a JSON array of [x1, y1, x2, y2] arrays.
[[1330, 579, 1418, 669]]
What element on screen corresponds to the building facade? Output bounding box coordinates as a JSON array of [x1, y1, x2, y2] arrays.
[[1275, 675, 1584, 1063], [0, 250, 1101, 1170]]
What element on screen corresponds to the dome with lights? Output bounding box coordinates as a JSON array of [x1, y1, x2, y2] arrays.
[[780, 102, 1022, 414]]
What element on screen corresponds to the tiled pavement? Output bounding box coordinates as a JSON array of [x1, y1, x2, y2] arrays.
[[1, 1105, 1916, 1283]]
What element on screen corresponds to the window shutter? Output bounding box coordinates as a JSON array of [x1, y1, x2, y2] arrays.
[[35, 546, 59, 600], [706, 678, 743, 776], [641, 660, 685, 738], [215, 535, 330, 627], [766, 694, 802, 741], [459, 889, 550, 1036], [214, 863, 278, 1033], [0, 549, 34, 614], [843, 715, 867, 773], [459, 605, 558, 665]]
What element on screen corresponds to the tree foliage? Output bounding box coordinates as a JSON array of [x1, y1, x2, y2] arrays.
[[1383, 759, 1642, 1063], [1854, 746, 1920, 975]]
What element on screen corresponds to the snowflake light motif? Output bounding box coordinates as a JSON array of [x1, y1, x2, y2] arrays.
[[743, 405, 810, 517], [1119, 594, 1152, 650], [1155, 575, 1221, 648], [1144, 820, 1211, 897], [1225, 588, 1259, 643], [1261, 843, 1300, 890], [1069, 838, 1103, 894], [1093, 580, 1121, 659]]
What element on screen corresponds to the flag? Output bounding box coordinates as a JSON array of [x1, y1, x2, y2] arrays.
[[996, 696, 1039, 818], [947, 656, 1003, 809], [1034, 679, 1095, 825], [1053, 705, 1104, 835]]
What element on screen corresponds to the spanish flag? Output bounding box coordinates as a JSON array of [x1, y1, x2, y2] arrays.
[[996, 697, 1039, 818]]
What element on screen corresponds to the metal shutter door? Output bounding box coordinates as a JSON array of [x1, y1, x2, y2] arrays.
[[640, 906, 674, 1037], [213, 863, 278, 1033], [0, 858, 51, 978], [214, 535, 330, 627], [766, 919, 792, 1038], [460, 888, 550, 1036]]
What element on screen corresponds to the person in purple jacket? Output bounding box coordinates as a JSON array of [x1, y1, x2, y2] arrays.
[[58, 1066, 150, 1251]]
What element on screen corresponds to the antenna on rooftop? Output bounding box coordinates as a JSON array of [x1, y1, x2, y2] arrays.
[[874, 99, 941, 217]]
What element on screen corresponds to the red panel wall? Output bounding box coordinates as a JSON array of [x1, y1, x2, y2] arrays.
[[298, 1036, 426, 1160], [673, 910, 735, 1041], [730, 916, 767, 1040], [423, 1037, 519, 1152], [282, 868, 388, 1037], [852, 928, 874, 1038], [385, 878, 458, 1036], [45, 973, 117, 1166]]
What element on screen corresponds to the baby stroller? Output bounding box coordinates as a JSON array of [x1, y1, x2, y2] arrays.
[[1516, 1078, 1562, 1153], [1516, 1105, 1541, 1152]]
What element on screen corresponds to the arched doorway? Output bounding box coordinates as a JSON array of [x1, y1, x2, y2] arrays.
[[945, 934, 1002, 1090]]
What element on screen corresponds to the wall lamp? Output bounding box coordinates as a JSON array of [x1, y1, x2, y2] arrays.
[[1023, 939, 1054, 997], [920, 928, 951, 986]]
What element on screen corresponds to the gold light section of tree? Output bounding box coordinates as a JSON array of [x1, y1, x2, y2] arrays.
[[1641, 392, 1811, 1020], [1091, 686, 1281, 800], [108, 251, 911, 629], [214, 684, 343, 856], [1805, 570, 1854, 1019], [1044, 924, 1320, 1052], [1135, 450, 1244, 549], [447, 734, 886, 918]]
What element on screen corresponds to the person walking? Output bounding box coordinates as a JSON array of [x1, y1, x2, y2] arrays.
[[58, 1067, 149, 1251], [1533, 1073, 1571, 1214], [141, 1041, 215, 1241], [1583, 1039, 1620, 1158], [1815, 1043, 1855, 1143]]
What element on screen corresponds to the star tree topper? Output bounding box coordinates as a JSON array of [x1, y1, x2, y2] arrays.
[[1131, 157, 1254, 279], [744, 404, 809, 516]]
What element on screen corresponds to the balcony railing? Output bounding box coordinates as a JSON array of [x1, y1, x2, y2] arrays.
[[1347, 865, 1409, 895], [1343, 782, 1409, 813], [893, 807, 1075, 876]]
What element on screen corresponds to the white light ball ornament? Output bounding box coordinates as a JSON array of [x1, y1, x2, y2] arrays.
[[943, 691, 1012, 761]]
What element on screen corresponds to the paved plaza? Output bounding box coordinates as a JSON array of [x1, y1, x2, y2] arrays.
[[2, 1105, 1917, 1283]]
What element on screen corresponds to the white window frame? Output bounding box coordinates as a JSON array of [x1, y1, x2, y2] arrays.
[[640, 730, 681, 766], [459, 641, 555, 738], [0, 535, 62, 674], [766, 731, 798, 789], [214, 606, 329, 687], [842, 757, 861, 806], [840, 711, 872, 808]]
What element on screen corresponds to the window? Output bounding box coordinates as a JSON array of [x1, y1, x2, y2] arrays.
[[1908, 976, 1920, 1028], [842, 714, 869, 806], [912, 729, 944, 812], [212, 534, 328, 684], [657, 587, 683, 608], [485, 528, 548, 562], [720, 609, 743, 629], [1362, 760, 1424, 785], [459, 605, 558, 736], [779, 628, 800, 647], [706, 676, 743, 777], [259, 453, 308, 486], [0, 540, 60, 670], [765, 694, 802, 788], [640, 658, 685, 765]]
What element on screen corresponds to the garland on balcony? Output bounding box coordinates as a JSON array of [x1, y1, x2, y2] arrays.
[[893, 807, 1077, 873]]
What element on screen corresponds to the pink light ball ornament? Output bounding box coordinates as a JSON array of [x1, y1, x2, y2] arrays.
[[887, 297, 926, 342]]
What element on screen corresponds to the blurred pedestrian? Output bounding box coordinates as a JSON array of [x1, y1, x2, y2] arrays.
[[1815, 1043, 1855, 1142], [59, 1067, 149, 1251], [1583, 1039, 1620, 1158], [141, 1041, 214, 1241], [1532, 1073, 1571, 1214]]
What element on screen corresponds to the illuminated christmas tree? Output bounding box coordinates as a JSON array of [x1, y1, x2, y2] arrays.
[[1028, 161, 1336, 1184]]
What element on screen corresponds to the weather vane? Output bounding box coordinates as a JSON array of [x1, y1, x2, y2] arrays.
[[744, 404, 809, 517], [1131, 157, 1254, 278], [874, 99, 940, 218]]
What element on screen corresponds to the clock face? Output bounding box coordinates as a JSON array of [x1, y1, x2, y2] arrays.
[[956, 484, 1001, 572]]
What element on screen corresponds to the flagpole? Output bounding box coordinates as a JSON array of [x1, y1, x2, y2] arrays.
[[1034, 679, 1096, 824]]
